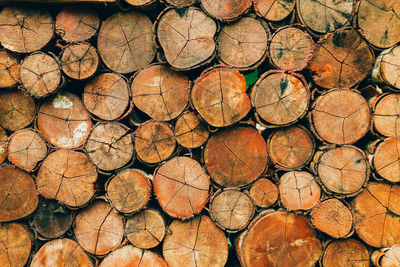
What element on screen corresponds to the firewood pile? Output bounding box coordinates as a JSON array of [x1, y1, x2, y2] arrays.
[[0, 0, 400, 266]]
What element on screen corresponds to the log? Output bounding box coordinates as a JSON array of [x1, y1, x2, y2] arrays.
[[204, 125, 268, 187], [97, 11, 156, 74], [31, 200, 74, 240], [163, 215, 228, 267], [174, 111, 209, 149], [372, 244, 400, 267], [83, 73, 130, 121], [191, 66, 251, 127], [99, 245, 168, 267], [0, 127, 6, 165], [321, 239, 370, 267], [311, 145, 369, 197], [0, 222, 32, 267], [370, 138, 400, 183], [55, 8, 100, 43], [236, 210, 322, 267], [37, 92, 92, 149], [267, 125, 315, 170], [200, 0, 252, 21], [30, 238, 93, 267], [357, 0, 400, 49], [153, 156, 210, 219], [7, 128, 48, 172], [352, 182, 400, 248], [74, 200, 124, 255], [251, 70, 310, 127], [310, 198, 353, 238], [371, 93, 400, 137], [0, 49, 20, 88], [372, 45, 400, 91], [156, 7, 216, 70], [162, 0, 196, 7], [61, 42, 99, 80], [125, 208, 166, 249], [254, 0, 295, 22], [269, 25, 314, 71], [130, 64, 190, 121], [279, 170, 321, 211], [309, 88, 370, 145], [309, 28, 374, 89], [105, 168, 151, 214], [0, 7, 53, 53], [216, 17, 269, 70], [0, 166, 38, 222], [85, 122, 134, 171], [0, 89, 36, 131], [134, 120, 176, 164], [248, 177, 278, 208], [36, 149, 97, 208]]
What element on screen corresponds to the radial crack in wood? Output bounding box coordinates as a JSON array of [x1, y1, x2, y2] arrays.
[[254, 0, 295, 22], [371, 93, 400, 137], [0, 49, 20, 88], [321, 239, 370, 267], [0, 223, 31, 267], [249, 178, 278, 208], [175, 111, 209, 148]]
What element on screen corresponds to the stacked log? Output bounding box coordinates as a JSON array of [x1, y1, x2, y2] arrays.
[[0, 2, 399, 267]]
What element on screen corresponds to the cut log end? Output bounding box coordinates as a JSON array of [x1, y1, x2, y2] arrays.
[[322, 239, 370, 267], [61, 42, 99, 80], [372, 138, 400, 183], [249, 178, 278, 208], [100, 245, 167, 267], [0, 223, 31, 267], [200, 0, 252, 21], [254, 0, 295, 22], [174, 111, 209, 149], [372, 93, 400, 137], [0, 49, 20, 88]]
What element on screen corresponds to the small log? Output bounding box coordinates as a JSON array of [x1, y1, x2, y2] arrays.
[[321, 239, 370, 267], [251, 70, 310, 127], [31, 200, 74, 240], [372, 45, 400, 91], [254, 0, 295, 22], [55, 8, 100, 43], [310, 88, 370, 145], [237, 210, 322, 267], [99, 245, 167, 267], [37, 92, 92, 149], [106, 169, 151, 214], [0, 166, 38, 222], [30, 238, 93, 267], [372, 244, 400, 267], [7, 128, 48, 172], [209, 188, 255, 233], [125, 0, 156, 7], [248, 177, 278, 208], [309, 28, 374, 89], [61, 42, 99, 80], [279, 171, 321, 211], [0, 223, 31, 267], [267, 125, 315, 170], [352, 182, 400, 248], [269, 26, 314, 71], [36, 149, 97, 208], [134, 120, 176, 164], [296, 0, 353, 34], [371, 138, 400, 183], [310, 198, 353, 238], [311, 145, 369, 197], [130, 64, 190, 121], [125, 208, 166, 249], [200, 0, 251, 21], [162, 0, 196, 7], [0, 126, 7, 165], [204, 125, 268, 187], [174, 111, 209, 149], [163, 215, 228, 267], [85, 122, 134, 171], [371, 93, 400, 137], [0, 89, 36, 131], [83, 73, 130, 121], [74, 200, 124, 255], [153, 156, 210, 219], [0, 49, 20, 88], [357, 0, 400, 49], [156, 7, 216, 70], [216, 17, 269, 70], [97, 11, 156, 74], [0, 7, 53, 53], [191, 66, 251, 127]]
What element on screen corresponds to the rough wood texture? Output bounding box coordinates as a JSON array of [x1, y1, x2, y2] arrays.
[[372, 244, 400, 267], [204, 125, 268, 187], [372, 45, 400, 91], [97, 11, 155, 74], [0, 49, 20, 88], [371, 93, 400, 137], [254, 0, 295, 22], [0, 223, 31, 267], [131, 64, 190, 121], [0, 126, 7, 165], [153, 156, 209, 219], [174, 111, 209, 149], [163, 215, 228, 267], [310, 89, 370, 145], [191, 66, 251, 127], [371, 138, 400, 182], [0, 7, 53, 53], [248, 177, 278, 208], [201, 0, 252, 21], [156, 8, 216, 70], [321, 239, 370, 267], [61, 42, 99, 80], [162, 0, 196, 7]]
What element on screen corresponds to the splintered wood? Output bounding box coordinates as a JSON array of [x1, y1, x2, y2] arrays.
[[1, 2, 400, 266]]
